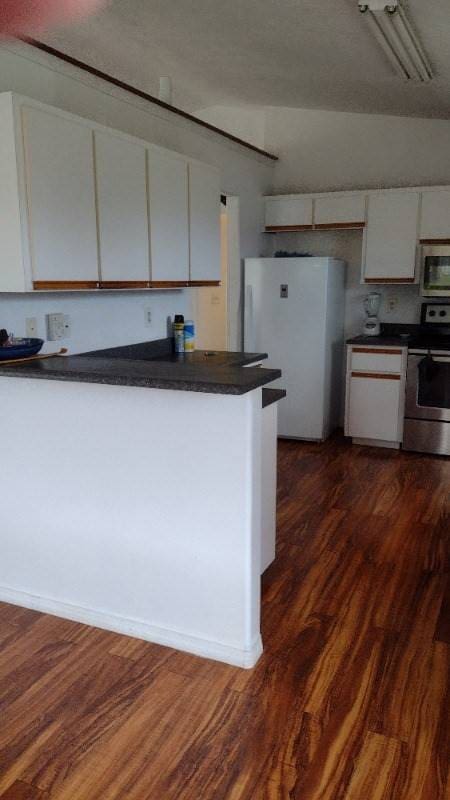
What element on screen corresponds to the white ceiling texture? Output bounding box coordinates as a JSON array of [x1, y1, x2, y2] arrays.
[[42, 0, 450, 119]]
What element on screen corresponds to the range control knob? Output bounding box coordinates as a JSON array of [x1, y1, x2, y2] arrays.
[[439, 309, 447, 317], [429, 309, 436, 317]]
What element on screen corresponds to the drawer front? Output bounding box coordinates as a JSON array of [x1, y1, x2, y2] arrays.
[[350, 347, 403, 374]]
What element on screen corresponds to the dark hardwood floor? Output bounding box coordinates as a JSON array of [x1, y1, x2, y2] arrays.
[[0, 435, 449, 799]]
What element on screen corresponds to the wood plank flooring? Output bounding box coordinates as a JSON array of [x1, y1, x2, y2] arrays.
[[0, 435, 449, 799]]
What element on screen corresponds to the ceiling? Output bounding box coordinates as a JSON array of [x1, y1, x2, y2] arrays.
[[41, 0, 450, 119]]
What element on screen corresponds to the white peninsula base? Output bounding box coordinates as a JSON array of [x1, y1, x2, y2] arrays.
[[0, 378, 267, 668]]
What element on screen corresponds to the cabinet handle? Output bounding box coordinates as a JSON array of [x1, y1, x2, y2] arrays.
[[351, 372, 401, 380]]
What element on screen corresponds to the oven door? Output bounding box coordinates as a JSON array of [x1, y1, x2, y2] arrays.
[[405, 353, 450, 422], [421, 247, 450, 297]]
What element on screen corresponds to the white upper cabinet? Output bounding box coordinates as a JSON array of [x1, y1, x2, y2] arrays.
[[420, 190, 450, 240], [265, 197, 313, 229], [22, 105, 99, 285], [94, 131, 149, 284], [363, 192, 420, 283], [189, 162, 221, 282], [147, 148, 190, 283], [0, 93, 222, 292], [314, 194, 366, 228]]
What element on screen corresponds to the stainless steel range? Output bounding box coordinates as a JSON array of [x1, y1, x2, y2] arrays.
[[403, 303, 450, 456]]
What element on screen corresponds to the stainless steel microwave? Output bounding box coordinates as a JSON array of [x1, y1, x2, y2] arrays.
[[421, 245, 450, 296]]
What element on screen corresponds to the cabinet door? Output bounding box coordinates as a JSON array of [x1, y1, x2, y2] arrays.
[[95, 131, 149, 284], [147, 149, 189, 283], [189, 162, 221, 282], [314, 194, 366, 228], [346, 373, 403, 441], [265, 197, 313, 229], [363, 192, 420, 283], [420, 190, 450, 240], [22, 106, 99, 285]]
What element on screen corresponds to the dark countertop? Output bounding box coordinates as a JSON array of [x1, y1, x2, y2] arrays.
[[347, 335, 412, 347], [262, 388, 286, 408], [0, 339, 281, 395]]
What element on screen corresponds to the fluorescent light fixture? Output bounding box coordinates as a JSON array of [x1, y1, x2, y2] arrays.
[[358, 0, 434, 82]]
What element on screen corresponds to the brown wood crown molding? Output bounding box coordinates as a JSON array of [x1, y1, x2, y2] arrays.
[[20, 38, 278, 163]]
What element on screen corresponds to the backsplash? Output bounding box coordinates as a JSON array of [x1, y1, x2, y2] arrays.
[[0, 290, 191, 354]]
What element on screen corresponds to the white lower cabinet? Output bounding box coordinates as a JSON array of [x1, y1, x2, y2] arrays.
[[345, 346, 407, 446]]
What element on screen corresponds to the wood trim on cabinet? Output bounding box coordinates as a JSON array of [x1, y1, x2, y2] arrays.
[[149, 280, 190, 288], [21, 39, 278, 163], [314, 221, 366, 230], [99, 281, 150, 289], [33, 280, 100, 290], [420, 238, 450, 245], [352, 347, 403, 355], [364, 278, 415, 284], [351, 371, 401, 380], [265, 225, 314, 232], [188, 280, 221, 287], [33, 280, 221, 291]]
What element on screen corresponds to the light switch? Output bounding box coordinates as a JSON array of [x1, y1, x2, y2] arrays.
[[280, 284, 288, 298]]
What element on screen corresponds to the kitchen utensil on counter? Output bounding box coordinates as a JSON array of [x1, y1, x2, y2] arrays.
[[363, 292, 381, 336], [0, 346, 67, 365]]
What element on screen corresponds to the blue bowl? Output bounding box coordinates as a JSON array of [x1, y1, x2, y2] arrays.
[[0, 338, 44, 361]]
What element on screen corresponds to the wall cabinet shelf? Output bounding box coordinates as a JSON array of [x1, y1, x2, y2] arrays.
[[0, 92, 221, 292]]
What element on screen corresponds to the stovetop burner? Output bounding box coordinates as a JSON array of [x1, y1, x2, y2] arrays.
[[412, 302, 450, 350]]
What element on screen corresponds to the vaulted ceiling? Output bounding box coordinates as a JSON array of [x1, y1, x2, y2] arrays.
[[42, 0, 450, 118]]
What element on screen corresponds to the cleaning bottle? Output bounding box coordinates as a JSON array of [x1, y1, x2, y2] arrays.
[[173, 315, 185, 353]]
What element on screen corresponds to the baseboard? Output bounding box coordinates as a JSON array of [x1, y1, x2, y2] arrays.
[[0, 584, 263, 669]]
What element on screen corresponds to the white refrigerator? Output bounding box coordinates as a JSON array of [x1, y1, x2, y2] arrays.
[[244, 257, 346, 440]]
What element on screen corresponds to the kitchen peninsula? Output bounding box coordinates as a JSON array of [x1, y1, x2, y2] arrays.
[[0, 340, 283, 668]]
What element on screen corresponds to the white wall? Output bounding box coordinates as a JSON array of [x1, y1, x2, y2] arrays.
[[265, 106, 450, 194], [0, 291, 189, 354], [0, 42, 274, 353], [196, 105, 266, 151]]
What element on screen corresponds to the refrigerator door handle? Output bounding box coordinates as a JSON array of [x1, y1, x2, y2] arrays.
[[244, 284, 254, 351]]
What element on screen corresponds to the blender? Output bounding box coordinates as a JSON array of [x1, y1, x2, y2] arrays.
[[363, 292, 381, 336]]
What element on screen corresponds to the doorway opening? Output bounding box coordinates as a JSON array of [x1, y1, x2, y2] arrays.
[[194, 195, 240, 351]]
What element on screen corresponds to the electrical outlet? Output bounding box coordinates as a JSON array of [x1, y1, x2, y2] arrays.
[[26, 317, 38, 337], [385, 296, 398, 314], [46, 313, 68, 341], [144, 308, 152, 327]]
